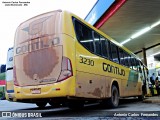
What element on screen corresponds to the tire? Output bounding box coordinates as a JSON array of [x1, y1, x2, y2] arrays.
[[138, 93, 145, 101], [108, 85, 119, 108], [68, 101, 84, 110], [36, 102, 47, 108], [138, 95, 144, 101]]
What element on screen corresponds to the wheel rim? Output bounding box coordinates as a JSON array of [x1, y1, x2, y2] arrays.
[[112, 88, 118, 106]]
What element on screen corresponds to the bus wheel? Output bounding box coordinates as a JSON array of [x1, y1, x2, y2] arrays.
[[108, 85, 119, 108], [138, 93, 145, 101], [68, 101, 84, 110], [36, 102, 47, 108], [49, 101, 61, 108]]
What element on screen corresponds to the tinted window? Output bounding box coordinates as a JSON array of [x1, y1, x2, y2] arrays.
[[100, 37, 110, 58], [134, 58, 140, 71], [137, 60, 142, 72], [73, 18, 140, 69], [110, 43, 119, 63], [128, 55, 132, 69], [94, 32, 101, 55], [74, 20, 94, 53], [124, 52, 129, 67], [132, 58, 136, 71], [119, 48, 125, 65]]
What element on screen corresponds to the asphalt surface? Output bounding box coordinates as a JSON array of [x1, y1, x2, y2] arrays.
[[143, 96, 160, 103], [0, 97, 160, 120]]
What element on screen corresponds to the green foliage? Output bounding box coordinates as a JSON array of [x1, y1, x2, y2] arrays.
[[0, 73, 5, 80], [0, 86, 5, 98], [0, 73, 6, 98]]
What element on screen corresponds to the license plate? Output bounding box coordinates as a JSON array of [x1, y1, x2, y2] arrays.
[[8, 94, 13, 98], [31, 88, 41, 94]]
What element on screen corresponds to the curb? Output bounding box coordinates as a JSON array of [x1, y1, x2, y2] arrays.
[[143, 97, 160, 103], [143, 100, 160, 103]]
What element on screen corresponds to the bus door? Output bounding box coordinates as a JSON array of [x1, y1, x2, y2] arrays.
[[143, 66, 150, 95], [126, 57, 138, 95], [140, 62, 148, 95]]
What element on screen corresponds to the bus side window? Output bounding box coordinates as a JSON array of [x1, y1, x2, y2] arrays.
[[130, 56, 135, 70], [100, 36, 109, 59], [131, 57, 136, 71], [93, 32, 101, 55], [110, 42, 119, 64], [74, 20, 94, 53], [128, 55, 132, 69], [124, 52, 129, 67], [118, 48, 125, 66], [138, 61, 142, 73], [135, 59, 139, 71]]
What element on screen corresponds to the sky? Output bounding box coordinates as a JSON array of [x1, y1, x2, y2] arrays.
[[0, 0, 97, 64]]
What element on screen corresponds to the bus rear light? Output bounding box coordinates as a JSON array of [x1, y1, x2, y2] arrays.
[[13, 66, 19, 86], [62, 70, 72, 76], [14, 78, 19, 86], [57, 57, 73, 82]]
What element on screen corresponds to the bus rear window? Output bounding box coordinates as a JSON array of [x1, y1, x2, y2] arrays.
[[15, 11, 62, 45]]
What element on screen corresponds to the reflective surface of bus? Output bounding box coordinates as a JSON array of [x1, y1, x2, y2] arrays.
[[14, 10, 148, 108]]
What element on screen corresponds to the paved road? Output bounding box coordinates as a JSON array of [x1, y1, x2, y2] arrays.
[[0, 97, 160, 119]]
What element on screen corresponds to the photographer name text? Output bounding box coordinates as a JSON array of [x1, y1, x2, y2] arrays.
[[2, 1, 30, 6]]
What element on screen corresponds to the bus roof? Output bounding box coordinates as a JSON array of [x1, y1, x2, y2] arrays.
[[16, 10, 141, 61], [18, 10, 62, 27]]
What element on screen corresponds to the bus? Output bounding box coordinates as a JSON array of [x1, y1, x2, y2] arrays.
[[5, 47, 15, 101], [13, 10, 148, 109]]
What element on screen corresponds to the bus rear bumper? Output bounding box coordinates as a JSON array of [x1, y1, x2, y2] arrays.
[[14, 77, 75, 100]]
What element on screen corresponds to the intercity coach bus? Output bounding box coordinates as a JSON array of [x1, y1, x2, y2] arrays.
[[13, 10, 148, 109], [5, 47, 15, 101]]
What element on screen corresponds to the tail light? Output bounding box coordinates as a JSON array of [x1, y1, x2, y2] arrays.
[[13, 66, 19, 86], [57, 57, 73, 82]]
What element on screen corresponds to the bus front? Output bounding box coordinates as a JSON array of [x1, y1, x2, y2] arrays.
[[5, 47, 15, 101], [14, 10, 75, 107]]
